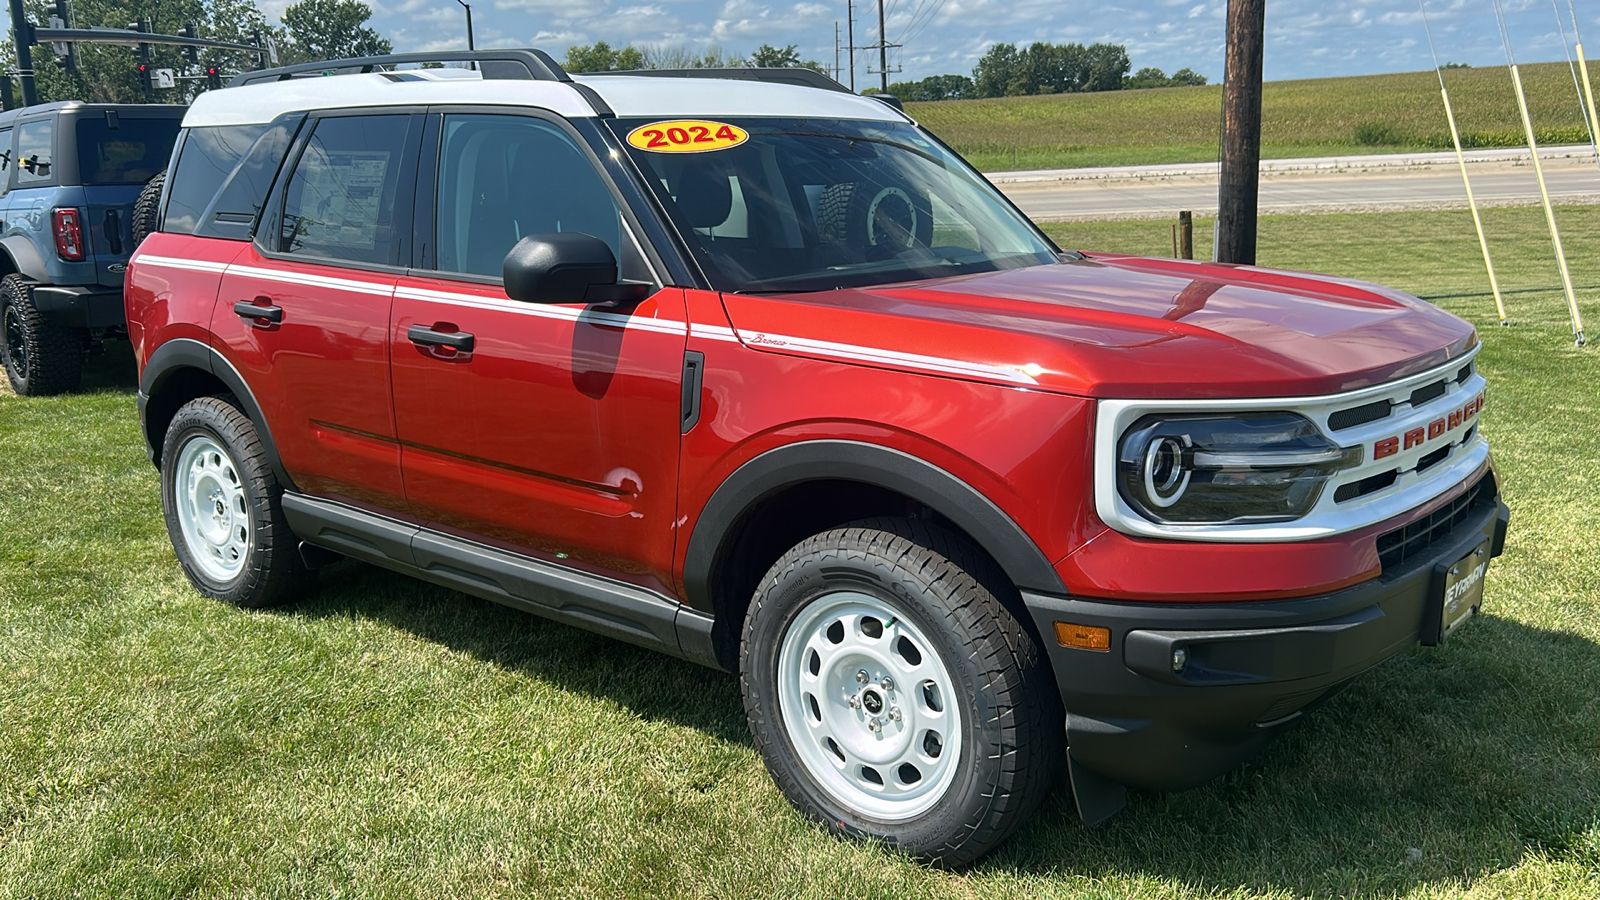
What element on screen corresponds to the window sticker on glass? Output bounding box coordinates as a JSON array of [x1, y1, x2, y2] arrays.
[[626, 120, 748, 153], [287, 149, 392, 253]]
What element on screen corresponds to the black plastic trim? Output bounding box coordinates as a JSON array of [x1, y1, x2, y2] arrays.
[[1022, 493, 1509, 800], [138, 337, 296, 491], [585, 67, 852, 94], [683, 439, 1066, 613], [281, 493, 721, 668], [680, 350, 704, 433], [32, 285, 123, 328]]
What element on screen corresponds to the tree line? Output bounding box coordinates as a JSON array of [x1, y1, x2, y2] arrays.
[[6, 0, 389, 105], [879, 41, 1207, 102]]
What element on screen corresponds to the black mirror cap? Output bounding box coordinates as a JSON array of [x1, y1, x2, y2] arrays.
[[504, 232, 646, 305]]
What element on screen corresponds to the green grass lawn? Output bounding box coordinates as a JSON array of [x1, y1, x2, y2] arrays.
[[3, 205, 1599, 897], [913, 61, 1600, 171]]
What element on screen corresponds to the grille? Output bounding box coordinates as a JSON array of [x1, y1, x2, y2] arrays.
[[1408, 380, 1448, 407], [1334, 468, 1398, 502], [1376, 475, 1494, 572], [1328, 398, 1393, 431]]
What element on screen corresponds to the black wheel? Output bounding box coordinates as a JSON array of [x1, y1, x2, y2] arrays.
[[160, 395, 310, 608], [131, 170, 165, 248], [845, 182, 934, 255], [740, 518, 1062, 866], [0, 274, 83, 396]]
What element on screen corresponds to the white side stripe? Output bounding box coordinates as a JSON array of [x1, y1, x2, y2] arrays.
[[136, 255, 1034, 385]]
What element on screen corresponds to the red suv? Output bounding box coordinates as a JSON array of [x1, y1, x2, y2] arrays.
[[126, 50, 1509, 865]]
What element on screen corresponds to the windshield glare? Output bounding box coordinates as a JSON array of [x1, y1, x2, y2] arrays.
[[611, 118, 1059, 292]]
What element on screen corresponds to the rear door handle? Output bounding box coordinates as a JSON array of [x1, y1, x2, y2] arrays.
[[234, 299, 283, 323], [407, 324, 474, 352]]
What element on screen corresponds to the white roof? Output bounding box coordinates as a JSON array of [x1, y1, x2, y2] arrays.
[[183, 68, 905, 128]]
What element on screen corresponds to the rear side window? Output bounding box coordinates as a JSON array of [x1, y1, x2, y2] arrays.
[[277, 115, 413, 266], [76, 117, 179, 185], [15, 120, 53, 185], [165, 125, 268, 235]]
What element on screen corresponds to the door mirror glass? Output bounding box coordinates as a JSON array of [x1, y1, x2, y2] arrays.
[[503, 233, 647, 305]]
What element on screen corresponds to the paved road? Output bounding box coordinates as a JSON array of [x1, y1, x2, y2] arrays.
[[995, 152, 1600, 221]]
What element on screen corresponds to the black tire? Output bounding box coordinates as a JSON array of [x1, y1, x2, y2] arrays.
[[131, 170, 165, 248], [160, 395, 310, 608], [0, 273, 83, 396], [740, 518, 1062, 866]]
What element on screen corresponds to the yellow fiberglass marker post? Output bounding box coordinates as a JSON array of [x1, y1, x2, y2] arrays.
[[1440, 85, 1507, 326], [1510, 63, 1586, 346], [1578, 46, 1600, 171], [1420, 0, 1508, 324]]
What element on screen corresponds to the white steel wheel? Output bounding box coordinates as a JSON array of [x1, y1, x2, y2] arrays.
[[160, 395, 308, 609], [777, 590, 963, 821], [742, 519, 1062, 866], [173, 434, 252, 584]]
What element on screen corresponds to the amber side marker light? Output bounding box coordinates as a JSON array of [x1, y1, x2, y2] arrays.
[[1054, 622, 1112, 651]]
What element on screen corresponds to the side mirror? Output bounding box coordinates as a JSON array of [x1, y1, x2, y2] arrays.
[[502, 233, 649, 305]]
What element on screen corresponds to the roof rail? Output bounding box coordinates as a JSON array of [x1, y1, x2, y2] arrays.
[[227, 49, 570, 88], [584, 67, 853, 95]]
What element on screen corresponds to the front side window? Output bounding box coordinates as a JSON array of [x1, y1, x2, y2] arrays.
[[75, 116, 180, 185], [15, 120, 54, 185], [435, 114, 621, 278], [278, 115, 412, 266], [611, 117, 1058, 293]]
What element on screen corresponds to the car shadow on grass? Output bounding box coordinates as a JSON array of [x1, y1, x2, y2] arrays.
[[286, 558, 1600, 895]]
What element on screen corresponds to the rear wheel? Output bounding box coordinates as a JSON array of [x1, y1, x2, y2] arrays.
[[741, 519, 1062, 866], [161, 395, 309, 608], [0, 274, 83, 396]]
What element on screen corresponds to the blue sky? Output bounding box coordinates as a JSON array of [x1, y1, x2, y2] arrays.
[[285, 0, 1600, 85]]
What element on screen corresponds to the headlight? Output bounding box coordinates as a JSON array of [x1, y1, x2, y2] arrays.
[[1116, 413, 1360, 525]]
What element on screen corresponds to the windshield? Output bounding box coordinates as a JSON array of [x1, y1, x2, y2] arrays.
[[610, 117, 1059, 292]]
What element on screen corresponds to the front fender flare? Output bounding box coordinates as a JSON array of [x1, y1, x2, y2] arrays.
[[682, 439, 1066, 613]]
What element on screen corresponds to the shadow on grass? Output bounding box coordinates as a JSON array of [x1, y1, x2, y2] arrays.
[[286, 556, 1600, 895]]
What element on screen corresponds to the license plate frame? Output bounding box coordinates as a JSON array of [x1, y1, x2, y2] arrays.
[[1422, 539, 1490, 645]]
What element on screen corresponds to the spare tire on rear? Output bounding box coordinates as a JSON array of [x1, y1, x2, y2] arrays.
[[131, 170, 165, 248]]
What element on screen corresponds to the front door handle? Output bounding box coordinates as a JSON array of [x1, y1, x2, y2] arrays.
[[234, 299, 283, 323], [407, 324, 474, 352]]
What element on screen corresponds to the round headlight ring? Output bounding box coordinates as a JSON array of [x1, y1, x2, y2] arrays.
[[1142, 434, 1191, 508]]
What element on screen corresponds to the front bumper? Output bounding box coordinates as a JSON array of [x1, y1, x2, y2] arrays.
[[1024, 481, 1509, 814], [32, 285, 125, 329]]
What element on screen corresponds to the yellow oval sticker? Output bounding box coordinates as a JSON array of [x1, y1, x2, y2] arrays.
[[626, 120, 749, 153]]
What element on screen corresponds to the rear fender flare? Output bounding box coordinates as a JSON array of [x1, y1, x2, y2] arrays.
[[139, 337, 296, 491]]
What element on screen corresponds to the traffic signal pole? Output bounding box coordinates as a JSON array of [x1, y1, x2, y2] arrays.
[[8, 0, 39, 106]]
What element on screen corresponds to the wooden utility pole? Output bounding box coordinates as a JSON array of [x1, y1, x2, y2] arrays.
[[877, 0, 888, 93], [846, 0, 855, 91], [1216, 0, 1264, 265]]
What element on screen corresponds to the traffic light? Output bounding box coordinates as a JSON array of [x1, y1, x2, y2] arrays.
[[136, 63, 153, 94], [206, 66, 222, 90], [182, 24, 198, 65]]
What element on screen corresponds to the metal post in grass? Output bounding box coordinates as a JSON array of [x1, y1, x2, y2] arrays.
[[1419, 0, 1508, 326], [1493, 0, 1586, 346], [1179, 211, 1194, 259], [1216, 0, 1264, 265]]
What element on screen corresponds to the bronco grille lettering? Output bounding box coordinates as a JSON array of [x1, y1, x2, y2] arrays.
[[1373, 392, 1484, 460]]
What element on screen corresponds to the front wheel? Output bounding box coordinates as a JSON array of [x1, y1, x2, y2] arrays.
[[741, 519, 1062, 866], [161, 396, 309, 608]]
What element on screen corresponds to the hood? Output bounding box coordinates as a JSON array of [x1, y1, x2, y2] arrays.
[[717, 255, 1479, 399]]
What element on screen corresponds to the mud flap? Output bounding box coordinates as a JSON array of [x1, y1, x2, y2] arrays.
[[1068, 751, 1128, 826]]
